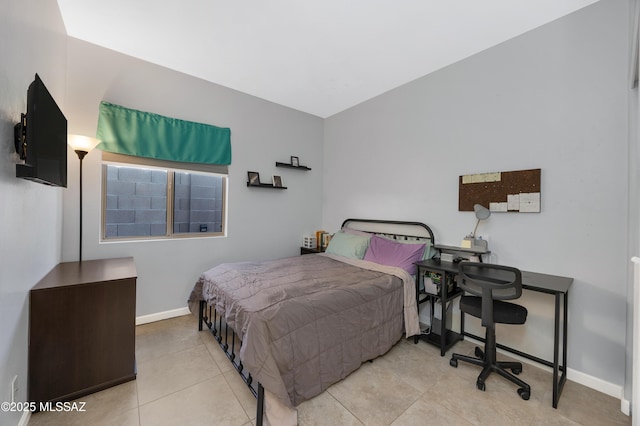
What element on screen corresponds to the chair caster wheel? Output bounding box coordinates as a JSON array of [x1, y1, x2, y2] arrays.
[[517, 388, 530, 400], [476, 381, 486, 391], [450, 358, 458, 368], [512, 368, 522, 375], [475, 347, 484, 358]]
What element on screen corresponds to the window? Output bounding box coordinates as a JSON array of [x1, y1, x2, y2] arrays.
[[173, 171, 225, 234], [102, 158, 227, 240]]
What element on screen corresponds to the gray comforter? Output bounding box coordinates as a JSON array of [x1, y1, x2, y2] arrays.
[[188, 253, 419, 408]]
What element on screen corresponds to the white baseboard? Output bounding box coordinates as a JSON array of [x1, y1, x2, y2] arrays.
[[567, 367, 630, 417], [465, 336, 628, 414], [135, 307, 191, 325], [566, 367, 623, 400], [621, 398, 630, 416]]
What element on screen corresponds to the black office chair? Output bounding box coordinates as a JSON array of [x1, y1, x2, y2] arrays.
[[449, 262, 531, 400]]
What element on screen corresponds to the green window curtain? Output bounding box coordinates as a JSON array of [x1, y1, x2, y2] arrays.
[[96, 101, 231, 165]]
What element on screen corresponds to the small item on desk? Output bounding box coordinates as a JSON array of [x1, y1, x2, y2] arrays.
[[423, 276, 438, 294], [441, 253, 455, 262], [426, 272, 454, 293], [315, 230, 327, 250], [302, 235, 317, 249], [473, 236, 488, 251], [461, 236, 489, 252], [321, 233, 332, 250]]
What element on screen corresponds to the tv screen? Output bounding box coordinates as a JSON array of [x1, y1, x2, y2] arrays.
[[15, 74, 68, 187]]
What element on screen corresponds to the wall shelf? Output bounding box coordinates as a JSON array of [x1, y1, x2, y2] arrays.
[[275, 162, 311, 171], [247, 182, 287, 189]]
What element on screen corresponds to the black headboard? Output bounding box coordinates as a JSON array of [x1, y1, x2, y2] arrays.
[[340, 218, 435, 244]]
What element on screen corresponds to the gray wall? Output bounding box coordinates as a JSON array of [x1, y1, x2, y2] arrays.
[[0, 0, 67, 424], [324, 0, 630, 390], [626, 0, 640, 406], [61, 38, 324, 316]]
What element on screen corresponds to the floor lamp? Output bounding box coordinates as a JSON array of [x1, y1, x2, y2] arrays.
[[68, 135, 100, 262]]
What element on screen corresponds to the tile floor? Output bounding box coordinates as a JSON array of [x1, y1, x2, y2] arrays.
[[29, 314, 631, 426]]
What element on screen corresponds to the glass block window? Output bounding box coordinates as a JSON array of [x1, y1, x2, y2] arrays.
[[103, 162, 226, 240], [173, 172, 225, 234]]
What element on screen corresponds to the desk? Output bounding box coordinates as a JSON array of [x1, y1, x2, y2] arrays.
[[414, 259, 573, 408]]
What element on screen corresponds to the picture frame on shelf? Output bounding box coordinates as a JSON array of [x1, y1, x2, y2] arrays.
[[273, 175, 283, 187], [291, 156, 299, 167], [248, 171, 260, 186]]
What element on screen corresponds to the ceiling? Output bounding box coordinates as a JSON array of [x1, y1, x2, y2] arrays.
[[56, 0, 600, 118]]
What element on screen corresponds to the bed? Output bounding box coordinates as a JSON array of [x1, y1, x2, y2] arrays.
[[187, 218, 436, 425]]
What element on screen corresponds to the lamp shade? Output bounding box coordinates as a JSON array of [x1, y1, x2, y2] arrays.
[[68, 134, 100, 153], [473, 204, 491, 220]]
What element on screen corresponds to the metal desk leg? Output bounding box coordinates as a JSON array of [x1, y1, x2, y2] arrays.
[[460, 301, 465, 339], [553, 292, 560, 408], [556, 291, 569, 408], [552, 290, 569, 409], [439, 275, 446, 356]]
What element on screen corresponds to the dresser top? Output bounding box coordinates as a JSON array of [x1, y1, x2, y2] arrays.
[[32, 257, 137, 291]]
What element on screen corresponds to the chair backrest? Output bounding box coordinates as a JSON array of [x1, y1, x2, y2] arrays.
[[458, 261, 523, 326]]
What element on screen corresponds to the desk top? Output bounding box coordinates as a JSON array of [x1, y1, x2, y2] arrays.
[[415, 259, 573, 295]]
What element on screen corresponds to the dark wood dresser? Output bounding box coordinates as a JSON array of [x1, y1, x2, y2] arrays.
[[28, 257, 137, 404]]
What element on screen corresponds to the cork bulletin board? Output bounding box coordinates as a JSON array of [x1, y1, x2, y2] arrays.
[[459, 168, 541, 213]]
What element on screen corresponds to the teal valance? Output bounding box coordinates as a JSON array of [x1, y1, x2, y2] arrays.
[[96, 102, 231, 165]]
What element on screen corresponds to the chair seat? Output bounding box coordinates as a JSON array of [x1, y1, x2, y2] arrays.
[[460, 295, 527, 324]]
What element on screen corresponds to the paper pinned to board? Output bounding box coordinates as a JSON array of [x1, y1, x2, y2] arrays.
[[462, 172, 502, 184], [485, 172, 501, 182], [519, 192, 541, 212], [507, 194, 520, 211], [490, 202, 508, 212]]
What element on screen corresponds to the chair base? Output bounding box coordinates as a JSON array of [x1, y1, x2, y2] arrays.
[[450, 346, 531, 400]]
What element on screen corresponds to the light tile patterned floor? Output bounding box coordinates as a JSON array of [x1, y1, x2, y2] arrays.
[[29, 315, 631, 426]]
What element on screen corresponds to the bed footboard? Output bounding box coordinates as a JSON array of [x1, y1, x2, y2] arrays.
[[199, 300, 264, 425]]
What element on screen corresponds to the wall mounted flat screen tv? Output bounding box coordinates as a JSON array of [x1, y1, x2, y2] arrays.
[[14, 73, 68, 187]]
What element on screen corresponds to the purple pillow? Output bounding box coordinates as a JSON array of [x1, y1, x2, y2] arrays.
[[363, 235, 426, 275]]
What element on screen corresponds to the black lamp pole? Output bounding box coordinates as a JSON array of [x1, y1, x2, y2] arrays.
[[75, 150, 88, 262]]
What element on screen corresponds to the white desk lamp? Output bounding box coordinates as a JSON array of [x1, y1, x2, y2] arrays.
[[462, 204, 490, 250]]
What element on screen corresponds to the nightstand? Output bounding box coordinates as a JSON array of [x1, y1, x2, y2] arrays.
[[300, 246, 325, 255]]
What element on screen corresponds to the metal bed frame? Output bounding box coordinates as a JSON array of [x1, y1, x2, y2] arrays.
[[198, 301, 265, 424], [197, 218, 436, 425]]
